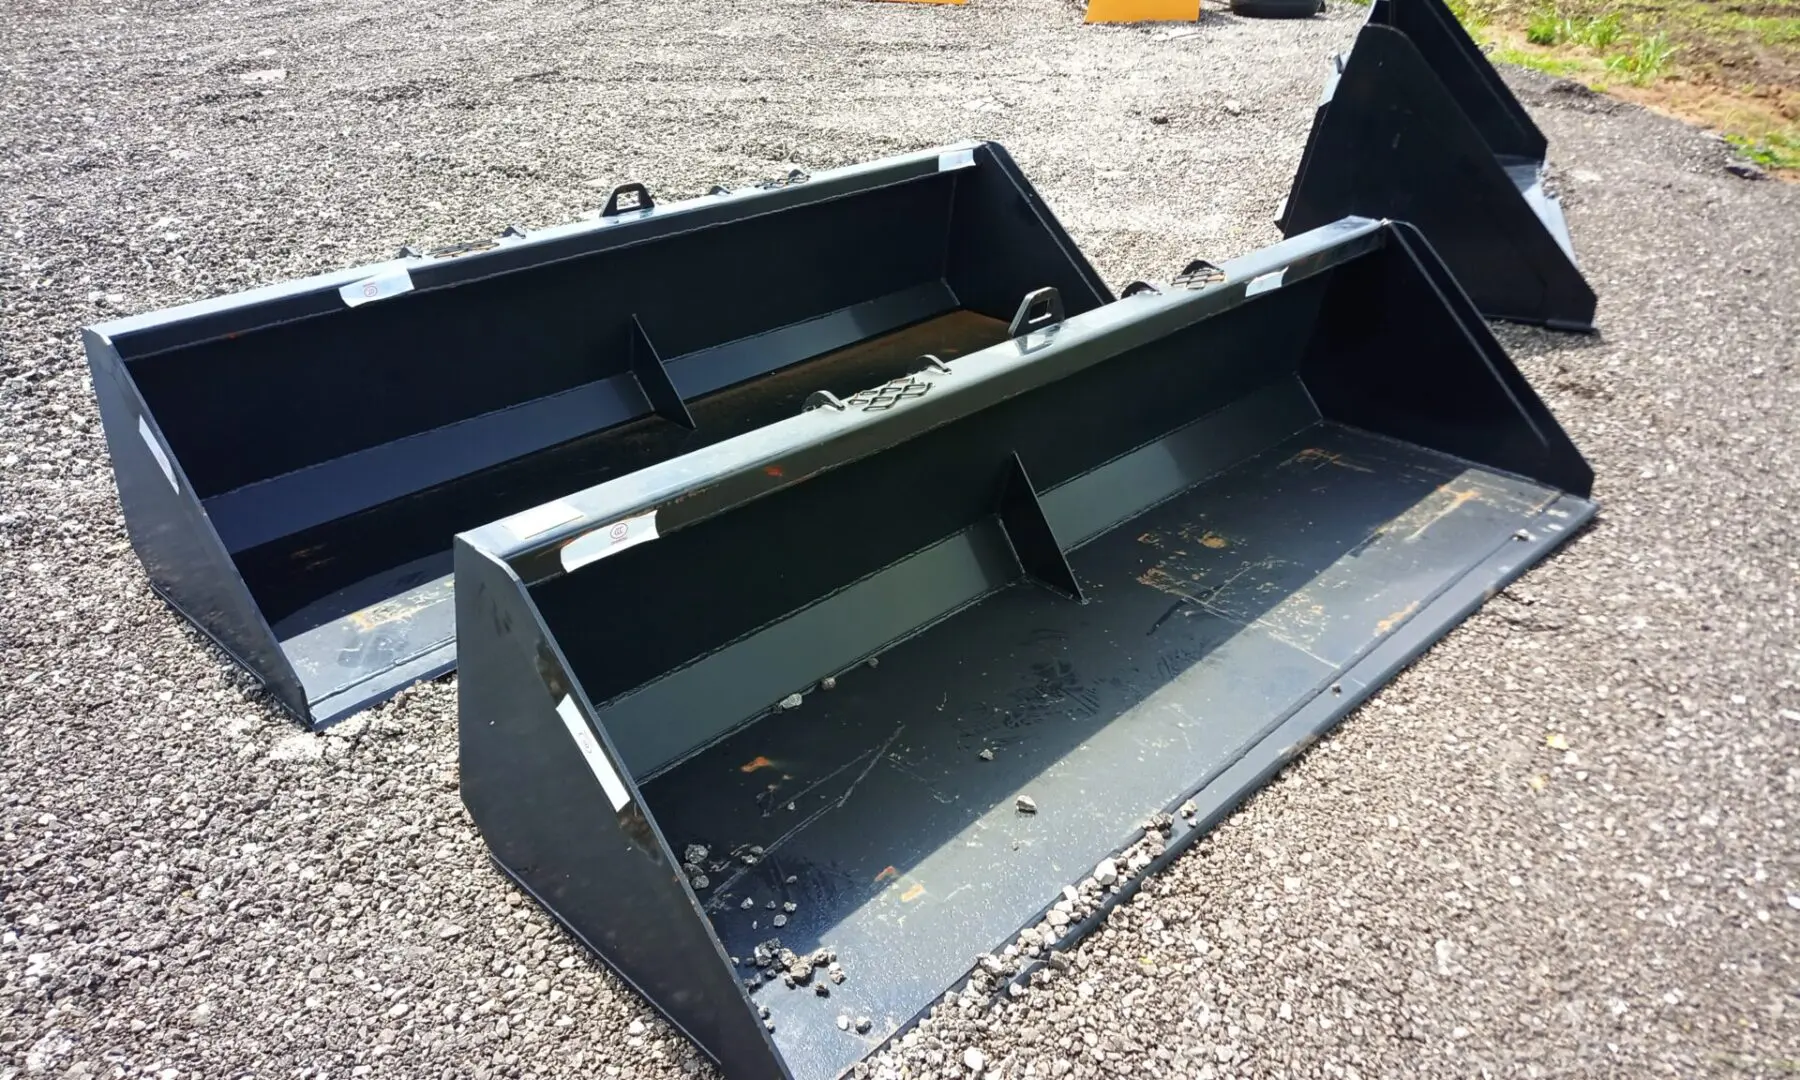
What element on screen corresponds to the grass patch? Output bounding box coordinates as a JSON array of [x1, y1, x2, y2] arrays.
[[1524, 8, 1621, 47], [1439, 0, 1800, 177], [1574, 11, 1619, 47], [1719, 13, 1800, 48], [1526, 7, 1561, 43], [1604, 32, 1676, 85], [1493, 44, 1589, 77], [1727, 131, 1800, 171]]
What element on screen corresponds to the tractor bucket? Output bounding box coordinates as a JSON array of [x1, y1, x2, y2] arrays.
[[82, 141, 1109, 729], [455, 217, 1595, 1080], [1277, 0, 1598, 331]]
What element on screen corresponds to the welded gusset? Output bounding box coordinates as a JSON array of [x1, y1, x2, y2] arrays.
[[996, 453, 1085, 602], [628, 316, 696, 430], [1279, 0, 1597, 332]]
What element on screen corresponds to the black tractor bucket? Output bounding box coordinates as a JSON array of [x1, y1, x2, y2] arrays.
[[82, 142, 1110, 728], [1277, 0, 1598, 331], [456, 217, 1595, 1080]]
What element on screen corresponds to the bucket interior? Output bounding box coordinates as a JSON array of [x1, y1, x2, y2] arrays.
[[108, 152, 1099, 718], [524, 255, 1588, 1080]]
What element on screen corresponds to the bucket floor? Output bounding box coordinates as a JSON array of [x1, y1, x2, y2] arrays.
[[261, 309, 1011, 724], [641, 422, 1579, 1080]]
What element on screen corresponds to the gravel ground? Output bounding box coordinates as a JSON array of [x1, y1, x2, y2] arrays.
[[3, 0, 1798, 1078]]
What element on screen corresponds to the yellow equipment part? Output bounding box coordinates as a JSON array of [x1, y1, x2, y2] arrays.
[[1084, 0, 1199, 20]]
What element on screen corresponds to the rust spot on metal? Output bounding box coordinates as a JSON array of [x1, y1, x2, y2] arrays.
[[763, 465, 784, 478], [1376, 600, 1420, 635], [738, 756, 775, 774], [1285, 447, 1373, 472], [1404, 486, 1482, 541], [1137, 531, 1164, 548], [874, 866, 898, 884], [1175, 525, 1228, 550], [1283, 730, 1322, 759], [1136, 565, 1198, 602], [347, 580, 452, 632], [900, 883, 925, 903]]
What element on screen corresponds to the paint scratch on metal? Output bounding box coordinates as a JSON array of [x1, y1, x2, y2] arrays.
[[837, 723, 905, 809], [1285, 447, 1374, 473], [1137, 564, 1198, 601], [1404, 486, 1483, 541], [346, 578, 453, 632], [1250, 588, 1337, 667], [1176, 524, 1230, 549], [1280, 730, 1323, 761], [1376, 600, 1421, 635]]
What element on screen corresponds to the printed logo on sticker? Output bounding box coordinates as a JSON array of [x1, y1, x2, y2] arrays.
[[339, 266, 414, 308], [561, 509, 660, 573]]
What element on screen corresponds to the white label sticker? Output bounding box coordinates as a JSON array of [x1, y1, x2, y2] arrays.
[[500, 499, 583, 541], [555, 695, 631, 812], [938, 147, 976, 172], [560, 510, 659, 573], [137, 415, 177, 492], [1245, 269, 1286, 297], [339, 266, 414, 308]]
